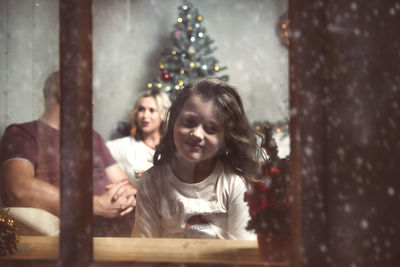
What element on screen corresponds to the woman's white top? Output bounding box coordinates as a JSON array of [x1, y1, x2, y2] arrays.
[[106, 136, 155, 184], [132, 161, 256, 240]]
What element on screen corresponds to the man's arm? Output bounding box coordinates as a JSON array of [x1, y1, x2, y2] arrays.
[[0, 159, 134, 218], [105, 163, 137, 186], [0, 159, 60, 216]]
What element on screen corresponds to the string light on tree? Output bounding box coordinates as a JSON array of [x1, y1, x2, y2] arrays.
[[253, 120, 290, 136], [276, 12, 290, 48]]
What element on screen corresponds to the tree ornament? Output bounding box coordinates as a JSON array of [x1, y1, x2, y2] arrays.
[[0, 210, 19, 256], [173, 29, 181, 40], [162, 73, 170, 81], [197, 15, 203, 22]]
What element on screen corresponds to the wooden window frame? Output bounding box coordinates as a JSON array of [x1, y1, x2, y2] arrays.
[[5, 0, 399, 266]]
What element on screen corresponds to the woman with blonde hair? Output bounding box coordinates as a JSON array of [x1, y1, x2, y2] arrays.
[[107, 89, 171, 183]]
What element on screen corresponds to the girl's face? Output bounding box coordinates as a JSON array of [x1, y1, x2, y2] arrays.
[[173, 95, 225, 164], [136, 96, 162, 135]]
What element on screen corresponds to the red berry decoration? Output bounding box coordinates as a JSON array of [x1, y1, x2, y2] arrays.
[[244, 124, 291, 236], [269, 167, 281, 178]]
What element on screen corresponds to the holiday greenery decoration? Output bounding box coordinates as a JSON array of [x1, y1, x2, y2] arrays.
[[0, 210, 19, 256], [244, 125, 291, 235], [253, 120, 290, 137], [146, 0, 229, 99]]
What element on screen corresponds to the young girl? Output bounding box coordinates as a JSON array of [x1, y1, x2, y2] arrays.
[[132, 78, 262, 240], [107, 89, 171, 183]]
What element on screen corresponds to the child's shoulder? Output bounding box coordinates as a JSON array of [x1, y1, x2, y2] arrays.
[[140, 163, 170, 184], [219, 163, 247, 184]]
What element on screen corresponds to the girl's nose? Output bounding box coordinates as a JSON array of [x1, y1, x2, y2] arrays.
[[191, 126, 204, 140]]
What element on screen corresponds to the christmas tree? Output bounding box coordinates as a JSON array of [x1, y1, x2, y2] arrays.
[[146, 0, 229, 99]]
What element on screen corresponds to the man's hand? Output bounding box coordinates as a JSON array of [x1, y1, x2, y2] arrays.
[[105, 179, 137, 216], [94, 180, 136, 218]]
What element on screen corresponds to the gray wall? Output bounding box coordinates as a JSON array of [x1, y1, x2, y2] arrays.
[[0, 0, 288, 140]]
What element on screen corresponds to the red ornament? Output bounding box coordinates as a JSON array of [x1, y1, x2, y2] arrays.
[[162, 73, 170, 81], [265, 167, 281, 178], [174, 29, 181, 40]]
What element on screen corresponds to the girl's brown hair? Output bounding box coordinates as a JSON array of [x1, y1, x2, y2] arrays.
[[154, 78, 262, 181]]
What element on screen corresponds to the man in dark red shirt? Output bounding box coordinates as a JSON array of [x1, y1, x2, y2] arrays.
[[0, 71, 137, 236]]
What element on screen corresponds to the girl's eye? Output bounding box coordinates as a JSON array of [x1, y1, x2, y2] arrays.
[[138, 106, 145, 112], [204, 124, 219, 134], [183, 118, 197, 127], [149, 108, 156, 113]]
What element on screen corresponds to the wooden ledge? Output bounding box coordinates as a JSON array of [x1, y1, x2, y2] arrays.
[[2, 236, 289, 266]]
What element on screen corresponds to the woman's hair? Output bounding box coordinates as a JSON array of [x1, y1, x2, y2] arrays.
[[129, 89, 171, 139], [154, 78, 262, 181]]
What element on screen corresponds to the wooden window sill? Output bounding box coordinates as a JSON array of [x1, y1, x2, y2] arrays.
[[1, 236, 289, 266]]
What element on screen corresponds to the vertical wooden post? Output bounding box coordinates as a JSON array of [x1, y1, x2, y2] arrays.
[[289, 1, 400, 266], [289, 0, 329, 266], [59, 0, 93, 266]]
